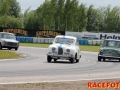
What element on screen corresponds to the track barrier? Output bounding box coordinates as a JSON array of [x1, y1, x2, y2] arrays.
[[16, 36, 103, 45]]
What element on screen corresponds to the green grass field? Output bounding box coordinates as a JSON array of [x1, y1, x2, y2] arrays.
[[0, 43, 101, 59], [0, 50, 21, 59]]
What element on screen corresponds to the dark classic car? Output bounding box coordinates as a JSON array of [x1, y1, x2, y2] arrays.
[[0, 32, 19, 50], [98, 39, 120, 62]]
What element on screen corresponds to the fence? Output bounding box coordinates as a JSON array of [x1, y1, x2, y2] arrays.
[[16, 36, 103, 45], [16, 36, 54, 44]]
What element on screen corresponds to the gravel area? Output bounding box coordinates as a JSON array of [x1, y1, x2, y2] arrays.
[[0, 79, 120, 90]]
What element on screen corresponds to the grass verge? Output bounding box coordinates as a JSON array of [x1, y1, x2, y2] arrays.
[[20, 43, 101, 52], [0, 50, 21, 59], [80, 45, 100, 52], [20, 43, 50, 48]]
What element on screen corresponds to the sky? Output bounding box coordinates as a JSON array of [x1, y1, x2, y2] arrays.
[[17, 0, 120, 13]]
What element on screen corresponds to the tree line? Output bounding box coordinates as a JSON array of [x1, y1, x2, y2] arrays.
[[0, 0, 120, 33]]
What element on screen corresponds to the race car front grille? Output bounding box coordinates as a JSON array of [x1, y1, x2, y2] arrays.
[[112, 52, 118, 56], [103, 50, 118, 57], [6, 42, 17, 46], [58, 48, 63, 55]]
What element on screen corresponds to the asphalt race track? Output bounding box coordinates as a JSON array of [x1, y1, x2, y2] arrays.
[[0, 46, 120, 84]]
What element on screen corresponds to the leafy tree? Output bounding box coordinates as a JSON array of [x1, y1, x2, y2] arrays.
[[0, 0, 21, 17], [0, 15, 23, 28], [0, 0, 10, 16], [1, 0, 118, 33], [9, 0, 21, 18], [77, 3, 87, 32], [23, 7, 31, 28], [39, 0, 51, 30], [70, 0, 79, 31], [64, 0, 71, 31], [55, 0, 65, 30], [86, 5, 100, 32], [104, 5, 120, 32], [0, 0, 22, 28]]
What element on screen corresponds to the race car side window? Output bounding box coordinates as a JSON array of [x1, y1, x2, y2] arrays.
[[76, 39, 79, 46], [0, 33, 4, 38]]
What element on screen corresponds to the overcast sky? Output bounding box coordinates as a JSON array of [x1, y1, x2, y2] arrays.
[[17, 0, 120, 12]]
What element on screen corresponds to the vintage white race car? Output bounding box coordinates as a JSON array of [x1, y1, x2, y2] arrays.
[[47, 35, 81, 63]]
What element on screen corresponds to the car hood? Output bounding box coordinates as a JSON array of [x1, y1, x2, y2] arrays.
[[1, 38, 18, 42], [50, 43, 74, 49], [101, 47, 119, 51]]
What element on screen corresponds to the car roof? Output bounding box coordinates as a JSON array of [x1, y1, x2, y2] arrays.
[[55, 35, 77, 39], [0, 32, 14, 35]]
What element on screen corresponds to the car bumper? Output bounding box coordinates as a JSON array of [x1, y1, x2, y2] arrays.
[[2, 46, 18, 48], [47, 54, 74, 59], [2, 42, 19, 48], [2, 44, 19, 48], [98, 54, 120, 59]]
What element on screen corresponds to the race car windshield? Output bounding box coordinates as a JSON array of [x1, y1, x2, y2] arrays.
[[102, 40, 120, 48], [55, 38, 75, 44], [0, 33, 16, 40]]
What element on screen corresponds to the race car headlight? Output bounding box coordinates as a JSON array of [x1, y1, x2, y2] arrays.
[[100, 49, 103, 55], [1, 40, 6, 45], [100, 49, 103, 52], [17, 42, 19, 46], [66, 49, 70, 52], [52, 47, 56, 51]]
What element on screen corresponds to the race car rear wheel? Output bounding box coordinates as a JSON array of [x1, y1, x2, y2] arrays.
[[47, 56, 52, 62]]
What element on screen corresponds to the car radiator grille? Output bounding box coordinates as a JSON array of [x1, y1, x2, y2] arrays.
[[6, 42, 17, 46], [58, 48, 63, 55], [103, 51, 118, 57]]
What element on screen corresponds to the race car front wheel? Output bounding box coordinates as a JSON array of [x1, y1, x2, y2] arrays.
[[0, 43, 2, 50], [15, 47, 18, 51], [54, 59, 57, 62], [47, 56, 52, 62], [98, 56, 101, 61]]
